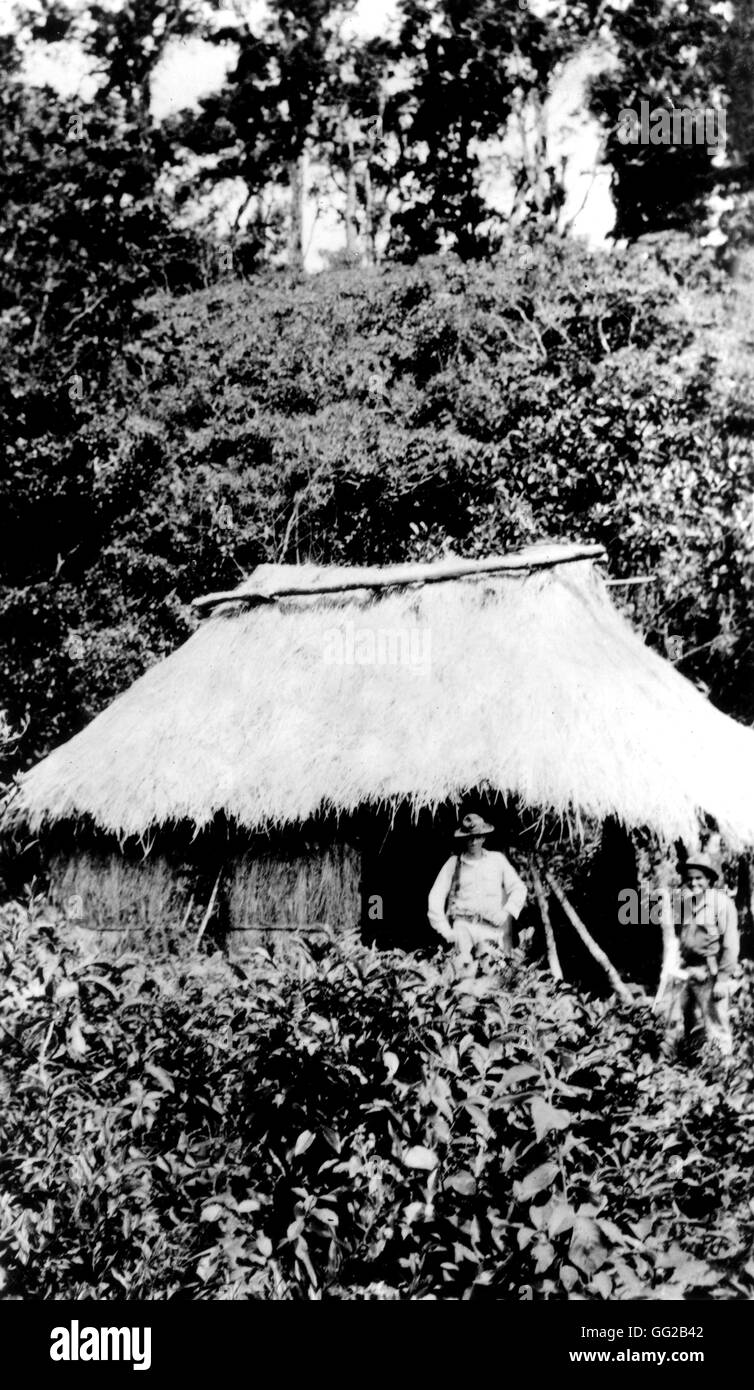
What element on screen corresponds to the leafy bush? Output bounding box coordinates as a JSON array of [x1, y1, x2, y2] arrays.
[[4, 238, 754, 769], [2, 906, 754, 1300]]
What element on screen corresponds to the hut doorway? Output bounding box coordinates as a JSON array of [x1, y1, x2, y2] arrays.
[[360, 801, 528, 950], [360, 805, 455, 949]]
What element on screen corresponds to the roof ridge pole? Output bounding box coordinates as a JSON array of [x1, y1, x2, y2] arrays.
[[192, 544, 607, 613]]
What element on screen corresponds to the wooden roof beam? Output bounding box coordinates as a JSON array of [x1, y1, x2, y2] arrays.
[[192, 543, 608, 615]]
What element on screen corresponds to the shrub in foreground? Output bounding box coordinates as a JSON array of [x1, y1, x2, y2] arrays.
[[2, 905, 754, 1300]]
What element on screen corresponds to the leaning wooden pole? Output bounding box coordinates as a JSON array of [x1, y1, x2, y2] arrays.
[[531, 859, 563, 980], [545, 872, 633, 1004], [653, 887, 681, 1012], [195, 871, 222, 949]]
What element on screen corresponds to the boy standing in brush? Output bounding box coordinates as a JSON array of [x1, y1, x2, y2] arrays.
[[428, 813, 527, 956]]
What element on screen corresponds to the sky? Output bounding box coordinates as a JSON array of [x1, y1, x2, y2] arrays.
[[16, 0, 616, 266]]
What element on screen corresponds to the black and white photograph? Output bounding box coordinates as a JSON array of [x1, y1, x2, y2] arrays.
[[1, 0, 753, 1343]]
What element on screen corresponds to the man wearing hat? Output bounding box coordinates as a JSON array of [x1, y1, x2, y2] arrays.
[[663, 852, 740, 1058], [427, 813, 527, 955]]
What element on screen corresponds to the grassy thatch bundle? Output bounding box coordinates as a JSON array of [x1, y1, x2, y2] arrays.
[[228, 844, 360, 931], [14, 548, 754, 846], [48, 852, 191, 952]]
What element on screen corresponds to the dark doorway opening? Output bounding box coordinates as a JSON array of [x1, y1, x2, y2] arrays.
[[359, 797, 527, 950], [360, 804, 452, 949]]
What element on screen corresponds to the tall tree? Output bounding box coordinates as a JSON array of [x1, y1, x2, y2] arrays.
[[27, 0, 203, 139], [176, 0, 357, 270], [588, 0, 737, 240], [725, 0, 754, 179], [386, 0, 596, 260], [0, 10, 207, 759], [82, 0, 201, 131], [316, 33, 394, 264], [719, 0, 754, 257]]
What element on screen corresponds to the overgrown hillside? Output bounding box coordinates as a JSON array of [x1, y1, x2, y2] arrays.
[[3, 238, 753, 770], [3, 908, 754, 1300]]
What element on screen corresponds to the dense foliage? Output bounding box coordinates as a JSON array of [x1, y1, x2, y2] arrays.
[[3, 238, 753, 772], [25, 0, 754, 261], [3, 907, 754, 1300], [588, 0, 754, 241], [2, 2, 752, 769]]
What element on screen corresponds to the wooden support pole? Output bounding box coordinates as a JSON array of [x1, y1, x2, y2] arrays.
[[653, 887, 682, 1012], [178, 891, 195, 937], [604, 575, 656, 587], [531, 859, 563, 980], [195, 871, 222, 948], [545, 872, 633, 1004], [233, 922, 330, 933]]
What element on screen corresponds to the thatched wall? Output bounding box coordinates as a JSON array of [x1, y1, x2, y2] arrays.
[[226, 843, 360, 955], [49, 851, 193, 955], [45, 830, 361, 956]]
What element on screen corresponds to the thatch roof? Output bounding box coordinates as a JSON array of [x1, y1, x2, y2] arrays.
[[14, 543, 754, 846]]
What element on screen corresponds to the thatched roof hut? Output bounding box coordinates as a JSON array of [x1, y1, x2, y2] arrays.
[[10, 541, 754, 949], [16, 542, 754, 847]]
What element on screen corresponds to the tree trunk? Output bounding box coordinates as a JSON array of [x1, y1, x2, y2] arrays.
[[724, 0, 754, 180], [363, 163, 375, 265], [287, 154, 305, 271], [345, 162, 358, 259], [344, 115, 358, 260]]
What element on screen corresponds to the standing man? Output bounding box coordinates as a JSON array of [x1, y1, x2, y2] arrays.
[[663, 852, 740, 1059], [428, 813, 527, 956]]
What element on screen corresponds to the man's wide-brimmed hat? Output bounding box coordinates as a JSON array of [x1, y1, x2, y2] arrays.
[[454, 813, 494, 839], [683, 852, 719, 883]]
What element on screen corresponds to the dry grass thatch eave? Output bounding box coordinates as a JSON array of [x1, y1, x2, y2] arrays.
[[13, 555, 754, 847]]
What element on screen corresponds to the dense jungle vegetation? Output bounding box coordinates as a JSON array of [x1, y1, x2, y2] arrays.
[[3, 240, 754, 772], [1, 0, 754, 772]]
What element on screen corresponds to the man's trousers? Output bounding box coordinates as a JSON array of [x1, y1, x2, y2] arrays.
[[448, 916, 513, 960], [662, 976, 733, 1057]]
